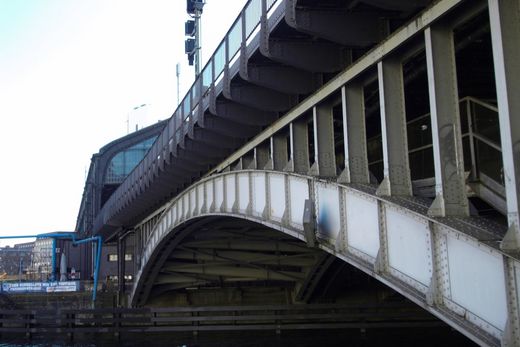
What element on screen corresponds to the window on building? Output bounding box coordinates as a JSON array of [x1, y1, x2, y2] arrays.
[[107, 254, 132, 262], [104, 137, 157, 184]]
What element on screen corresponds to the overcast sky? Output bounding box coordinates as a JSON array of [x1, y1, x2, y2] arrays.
[[0, 0, 247, 246]]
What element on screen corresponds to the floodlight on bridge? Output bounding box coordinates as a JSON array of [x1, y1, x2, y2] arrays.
[[185, 38, 195, 54], [185, 20, 195, 36], [186, 0, 205, 15], [185, 38, 196, 66]]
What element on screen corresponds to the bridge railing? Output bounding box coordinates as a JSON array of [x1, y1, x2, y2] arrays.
[[365, 97, 505, 213]]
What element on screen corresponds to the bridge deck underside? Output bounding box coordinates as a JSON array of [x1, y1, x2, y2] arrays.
[[96, 0, 440, 235]]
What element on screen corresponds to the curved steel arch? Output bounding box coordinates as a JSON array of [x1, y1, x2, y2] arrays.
[[131, 170, 513, 346]]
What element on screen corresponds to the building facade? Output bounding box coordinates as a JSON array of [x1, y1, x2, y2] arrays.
[[0, 242, 33, 278]]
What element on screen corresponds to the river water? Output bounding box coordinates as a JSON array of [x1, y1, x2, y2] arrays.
[[0, 328, 477, 346]]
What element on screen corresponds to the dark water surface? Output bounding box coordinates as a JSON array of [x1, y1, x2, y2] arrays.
[[0, 328, 477, 346]]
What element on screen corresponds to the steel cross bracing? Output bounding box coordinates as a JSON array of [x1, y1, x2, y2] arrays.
[[98, 0, 520, 346]]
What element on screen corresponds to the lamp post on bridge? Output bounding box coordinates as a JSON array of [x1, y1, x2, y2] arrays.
[[127, 103, 149, 134]]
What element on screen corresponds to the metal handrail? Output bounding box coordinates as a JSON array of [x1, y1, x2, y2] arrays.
[[368, 96, 502, 166], [366, 96, 506, 213]]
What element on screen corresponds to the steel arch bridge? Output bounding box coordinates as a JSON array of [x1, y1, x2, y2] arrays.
[[131, 170, 512, 346], [81, 0, 520, 346]]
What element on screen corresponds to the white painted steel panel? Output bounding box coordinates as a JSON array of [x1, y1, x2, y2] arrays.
[[238, 173, 249, 213], [161, 220, 166, 236], [269, 174, 285, 220], [169, 208, 175, 226], [206, 181, 214, 211], [252, 173, 266, 215], [156, 224, 162, 239], [215, 177, 224, 211], [225, 175, 236, 211], [316, 183, 340, 240], [197, 185, 204, 214], [386, 208, 431, 286], [183, 194, 190, 218], [289, 177, 309, 226], [171, 206, 177, 225], [447, 236, 507, 330], [190, 189, 197, 216], [176, 201, 182, 222], [345, 192, 379, 258], [179, 195, 184, 219]]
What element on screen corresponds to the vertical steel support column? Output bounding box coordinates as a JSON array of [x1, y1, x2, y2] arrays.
[[309, 104, 336, 177], [51, 238, 56, 282], [489, 1, 520, 344], [502, 255, 520, 346], [425, 26, 468, 217], [374, 200, 388, 275], [376, 60, 412, 196], [338, 86, 351, 183], [488, 0, 520, 250], [426, 222, 442, 308], [117, 236, 126, 304], [291, 120, 310, 174], [194, 9, 201, 77], [122, 238, 127, 304], [93, 236, 102, 303], [342, 84, 370, 184], [117, 237, 122, 297], [135, 227, 141, 269], [286, 124, 296, 172], [273, 133, 288, 171]]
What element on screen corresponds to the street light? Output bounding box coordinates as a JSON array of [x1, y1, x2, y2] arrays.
[[127, 103, 149, 134]]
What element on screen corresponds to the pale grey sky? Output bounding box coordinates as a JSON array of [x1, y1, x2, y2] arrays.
[[0, 0, 247, 246]]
